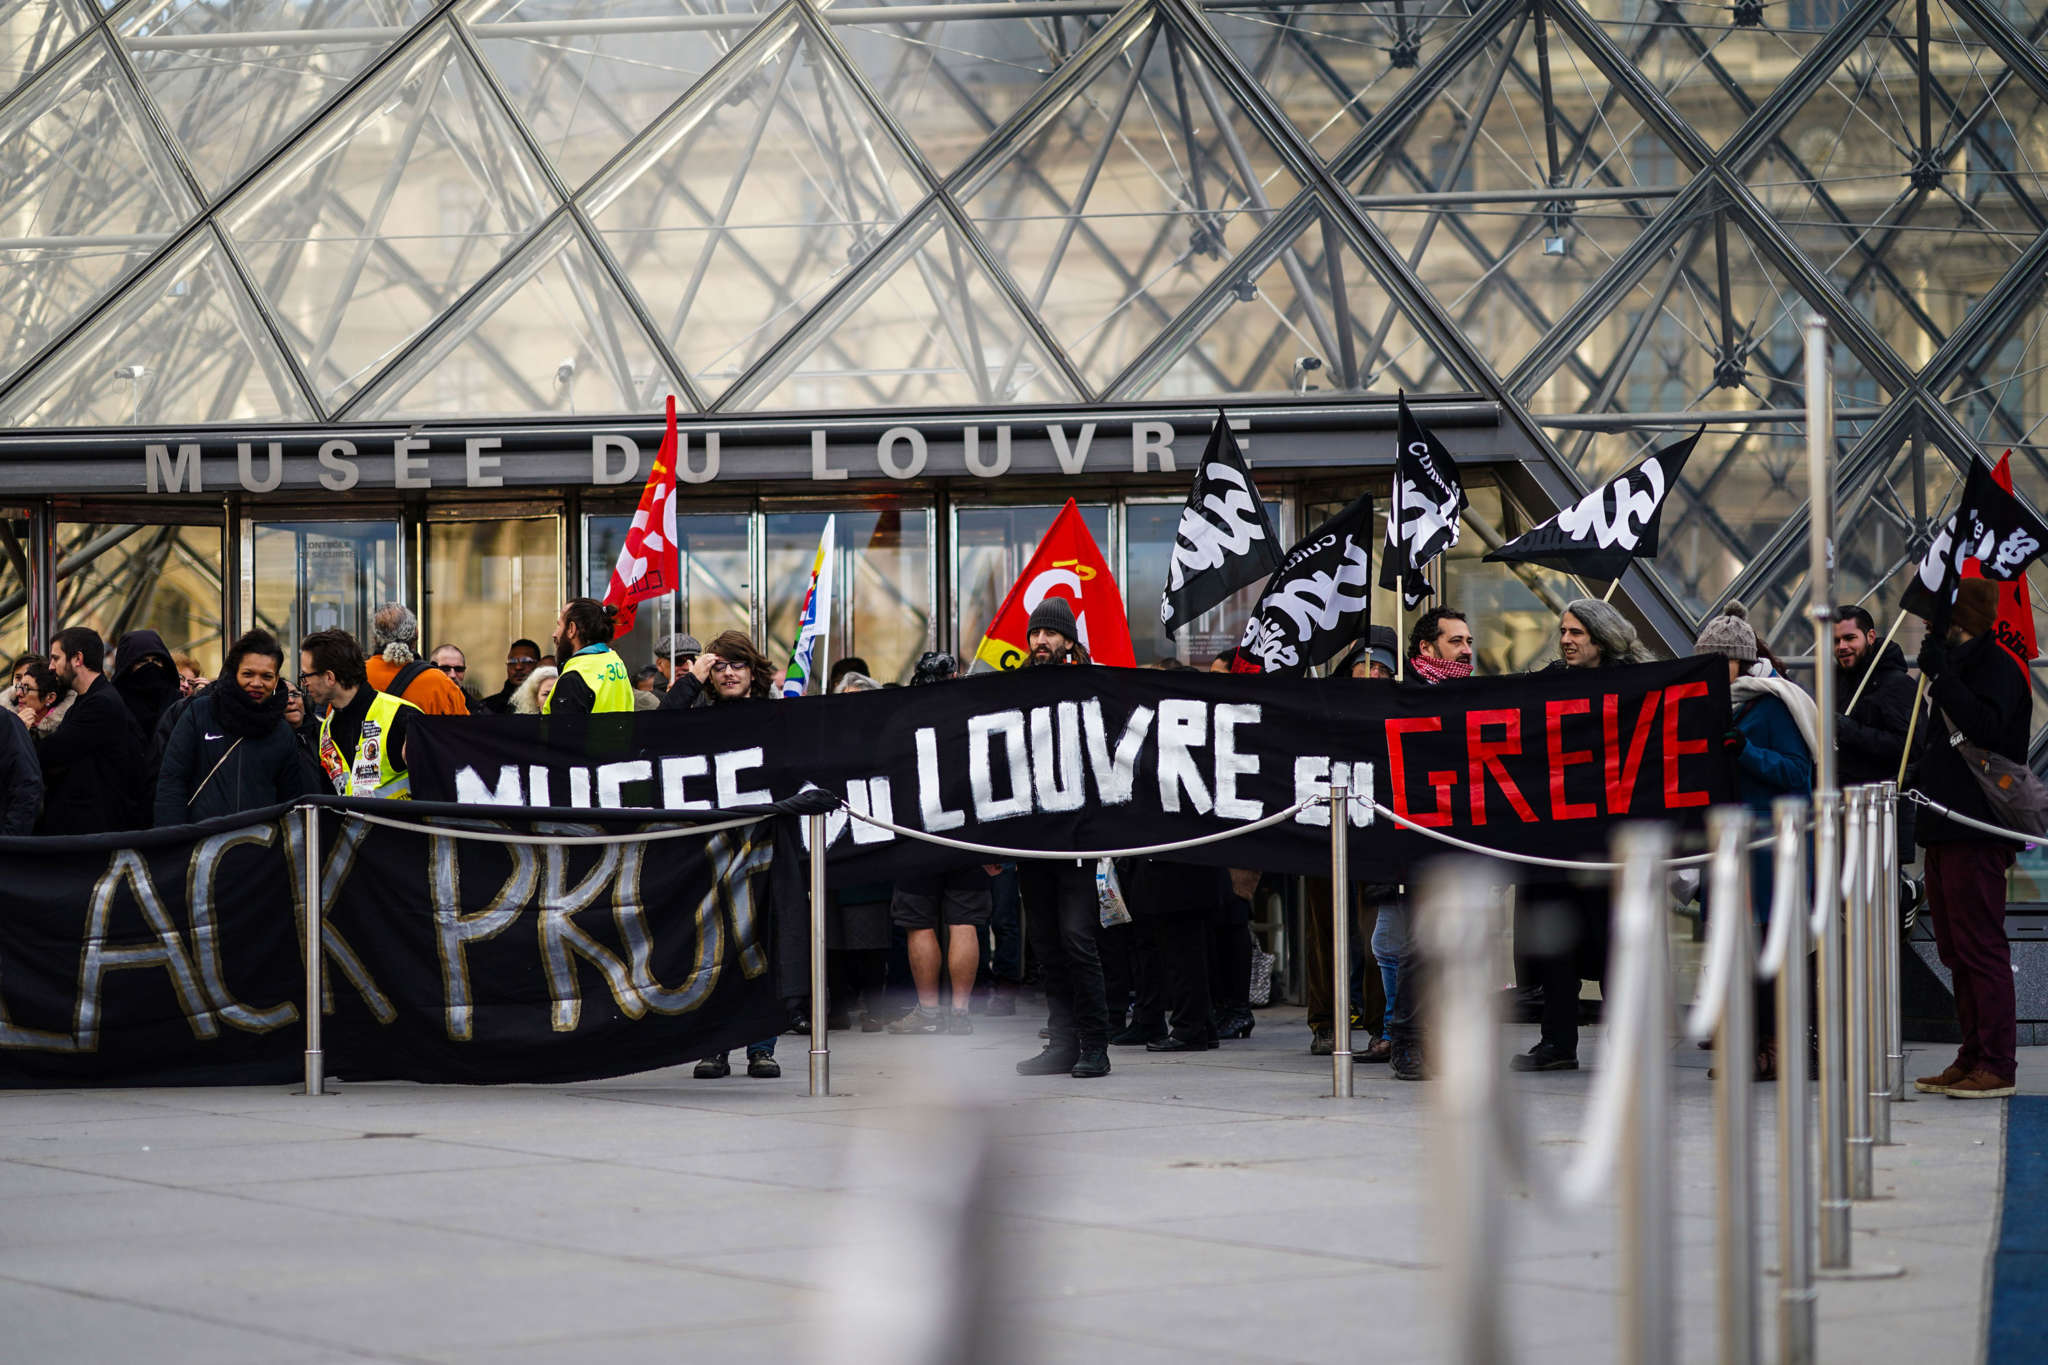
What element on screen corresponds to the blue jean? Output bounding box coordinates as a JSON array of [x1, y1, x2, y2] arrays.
[[1372, 902, 1408, 1039]]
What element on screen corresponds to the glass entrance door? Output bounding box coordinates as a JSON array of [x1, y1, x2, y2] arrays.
[[248, 520, 402, 652], [424, 514, 562, 704]]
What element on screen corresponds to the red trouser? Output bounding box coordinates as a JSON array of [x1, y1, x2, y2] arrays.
[[1923, 840, 2018, 1083]]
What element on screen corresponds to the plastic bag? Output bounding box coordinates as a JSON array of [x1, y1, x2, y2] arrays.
[[1095, 858, 1132, 927]]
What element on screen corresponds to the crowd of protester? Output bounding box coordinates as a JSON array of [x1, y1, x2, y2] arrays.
[[0, 582, 2027, 1097]]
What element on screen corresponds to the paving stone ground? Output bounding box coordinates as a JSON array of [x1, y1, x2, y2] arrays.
[[0, 1008, 2028, 1364]]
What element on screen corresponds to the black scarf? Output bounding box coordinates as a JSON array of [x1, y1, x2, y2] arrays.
[[208, 677, 288, 739]]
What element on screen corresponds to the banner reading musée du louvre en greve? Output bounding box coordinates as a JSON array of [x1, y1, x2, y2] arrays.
[[411, 660, 1735, 881], [0, 809, 803, 1088]]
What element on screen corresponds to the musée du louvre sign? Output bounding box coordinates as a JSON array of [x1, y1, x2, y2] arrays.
[[98, 402, 1507, 497]]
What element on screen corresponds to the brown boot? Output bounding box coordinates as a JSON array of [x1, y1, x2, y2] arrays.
[[1944, 1071, 2017, 1099], [1913, 1062, 1969, 1094]]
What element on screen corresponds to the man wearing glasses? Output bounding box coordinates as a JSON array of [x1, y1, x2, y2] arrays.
[[480, 639, 542, 715], [660, 629, 771, 709]]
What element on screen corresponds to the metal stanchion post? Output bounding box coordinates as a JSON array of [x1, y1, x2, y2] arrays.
[[302, 804, 325, 1098], [808, 811, 830, 1098], [1614, 824, 1675, 1365], [1330, 775, 1353, 1099], [1880, 782, 1905, 1105], [1843, 788, 1874, 1199], [1769, 798, 1816, 1365], [1706, 809, 1758, 1365], [1813, 789, 1852, 1267], [1421, 858, 1505, 1365], [1864, 790, 1892, 1147]]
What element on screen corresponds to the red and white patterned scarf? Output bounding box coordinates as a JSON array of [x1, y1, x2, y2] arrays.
[[1408, 653, 1473, 684]]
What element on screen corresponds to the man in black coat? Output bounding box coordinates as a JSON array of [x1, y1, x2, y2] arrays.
[[37, 626, 145, 835], [0, 706, 42, 835], [1910, 579, 2032, 1100], [1834, 605, 1917, 785]]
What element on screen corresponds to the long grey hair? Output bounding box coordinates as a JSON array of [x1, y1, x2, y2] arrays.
[[1561, 597, 1656, 666]]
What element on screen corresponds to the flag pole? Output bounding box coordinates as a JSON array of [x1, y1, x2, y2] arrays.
[[1897, 676, 1926, 788], [1395, 595, 1405, 682], [1602, 564, 1624, 603]]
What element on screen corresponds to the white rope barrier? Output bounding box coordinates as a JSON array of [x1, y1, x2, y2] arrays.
[[1364, 796, 1786, 870], [837, 794, 1325, 859], [328, 808, 766, 845], [1902, 790, 2042, 848]]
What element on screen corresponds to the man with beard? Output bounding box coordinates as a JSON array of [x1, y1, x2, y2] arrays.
[[37, 627, 145, 834], [155, 630, 318, 824], [545, 599, 635, 715], [677, 629, 784, 1079], [1834, 605, 1917, 786], [1012, 596, 1112, 1079]]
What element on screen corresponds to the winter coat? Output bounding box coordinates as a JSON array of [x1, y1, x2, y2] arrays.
[[1912, 633, 2032, 845], [1836, 642, 1917, 787], [660, 672, 715, 710], [0, 684, 72, 738], [113, 629, 182, 746], [153, 685, 318, 826], [0, 708, 42, 835], [366, 656, 472, 716], [1727, 689, 1815, 919], [35, 675, 145, 835]]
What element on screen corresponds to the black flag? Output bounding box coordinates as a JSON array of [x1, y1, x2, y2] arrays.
[[1901, 458, 2048, 622], [1160, 414, 1282, 634], [1233, 493, 1374, 675], [1484, 429, 1701, 581], [1381, 393, 1467, 610]]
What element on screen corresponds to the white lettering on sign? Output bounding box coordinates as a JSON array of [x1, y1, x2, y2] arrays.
[[237, 441, 283, 493], [678, 431, 718, 485], [877, 426, 927, 480], [317, 438, 359, 492], [146, 442, 202, 494], [812, 429, 848, 481], [393, 437, 431, 490], [593, 433, 637, 485], [465, 436, 503, 489]]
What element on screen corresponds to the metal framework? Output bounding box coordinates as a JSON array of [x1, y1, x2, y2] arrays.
[[0, 0, 2043, 757]]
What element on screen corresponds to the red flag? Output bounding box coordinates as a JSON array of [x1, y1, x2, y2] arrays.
[[1988, 452, 2039, 671], [602, 395, 679, 635], [971, 498, 1134, 670]]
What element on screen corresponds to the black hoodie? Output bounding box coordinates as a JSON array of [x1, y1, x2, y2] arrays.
[[114, 629, 182, 743], [1835, 640, 1918, 787]]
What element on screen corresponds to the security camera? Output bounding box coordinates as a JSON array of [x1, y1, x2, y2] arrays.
[[555, 358, 577, 386], [1292, 357, 1323, 373], [112, 364, 148, 381]]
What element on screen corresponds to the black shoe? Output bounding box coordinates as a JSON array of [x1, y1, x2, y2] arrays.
[[1215, 1009, 1255, 1040], [1509, 1041, 1579, 1072], [860, 1011, 888, 1033], [746, 1052, 780, 1079], [1146, 1036, 1218, 1053], [1310, 1025, 1334, 1057], [1017, 1045, 1079, 1076], [1037, 1025, 1051, 1039], [1110, 1023, 1166, 1046], [1361, 1037, 1393, 1064], [985, 991, 1017, 1017], [947, 1011, 974, 1036], [784, 1015, 810, 1035], [1392, 1045, 1426, 1081], [1070, 1046, 1111, 1078], [693, 1054, 731, 1079]]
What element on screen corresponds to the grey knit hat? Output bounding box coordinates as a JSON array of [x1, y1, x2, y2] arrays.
[[1026, 595, 1078, 641], [657, 632, 701, 659], [1692, 603, 1758, 663]]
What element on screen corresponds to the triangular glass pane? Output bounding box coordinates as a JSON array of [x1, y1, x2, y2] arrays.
[[1945, 273, 2048, 450], [462, 0, 769, 191], [832, 0, 1079, 177], [1129, 208, 1465, 400], [586, 16, 928, 401], [1349, 10, 1695, 382], [1742, 0, 2048, 357], [0, 36, 199, 389], [0, 0, 88, 101], [964, 13, 1302, 392], [350, 217, 681, 419], [732, 207, 1080, 412], [118, 0, 436, 196], [0, 227, 315, 426], [1204, 1, 1465, 163], [1582, 0, 1861, 143], [221, 24, 558, 412], [1520, 212, 1891, 616]]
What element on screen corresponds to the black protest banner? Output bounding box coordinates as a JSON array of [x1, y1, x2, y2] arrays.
[[0, 815, 304, 1087], [408, 659, 1735, 881], [0, 807, 800, 1088]]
